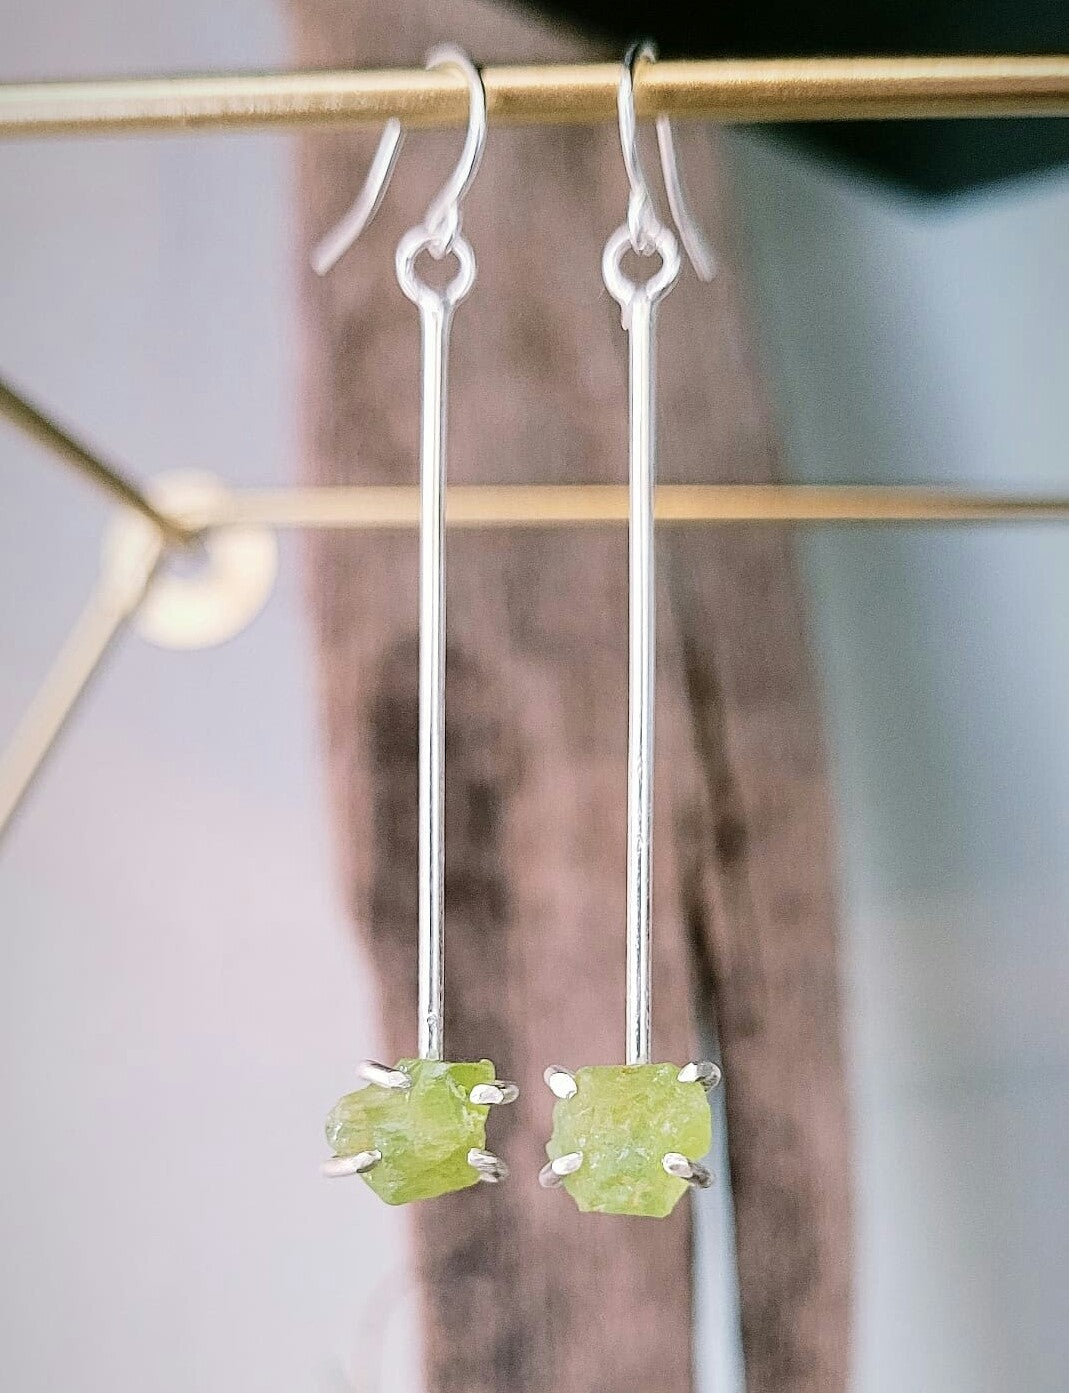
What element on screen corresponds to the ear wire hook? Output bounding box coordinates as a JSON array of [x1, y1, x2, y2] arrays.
[[618, 40, 716, 282], [414, 45, 487, 254], [311, 45, 486, 276], [310, 118, 404, 276]]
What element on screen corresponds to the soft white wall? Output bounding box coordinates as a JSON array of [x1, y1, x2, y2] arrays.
[[0, 6, 420, 1393], [1, 7, 1067, 1392]]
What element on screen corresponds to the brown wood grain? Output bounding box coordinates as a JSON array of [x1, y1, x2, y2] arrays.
[[289, 2, 852, 1389]]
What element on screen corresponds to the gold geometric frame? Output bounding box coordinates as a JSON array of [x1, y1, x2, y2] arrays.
[[3, 54, 1069, 836]]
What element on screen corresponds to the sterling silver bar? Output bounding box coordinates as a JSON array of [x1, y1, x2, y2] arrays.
[[417, 296, 450, 1062], [625, 291, 656, 1067]]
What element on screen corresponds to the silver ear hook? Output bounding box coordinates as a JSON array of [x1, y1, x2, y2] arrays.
[[311, 44, 486, 276], [415, 45, 487, 254], [310, 118, 404, 276], [619, 41, 716, 282]]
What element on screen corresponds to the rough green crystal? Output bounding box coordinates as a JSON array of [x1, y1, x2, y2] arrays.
[[326, 1058, 495, 1205], [546, 1063, 712, 1218]]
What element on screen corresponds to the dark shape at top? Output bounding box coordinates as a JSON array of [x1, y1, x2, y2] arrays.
[[516, 0, 1069, 193]]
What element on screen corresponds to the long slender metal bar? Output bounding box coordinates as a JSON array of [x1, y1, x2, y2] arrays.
[[0, 376, 194, 546], [1, 57, 1067, 138], [626, 297, 657, 1066], [8, 472, 1069, 845], [194, 483, 1069, 530], [0, 540, 162, 841], [417, 300, 450, 1062]]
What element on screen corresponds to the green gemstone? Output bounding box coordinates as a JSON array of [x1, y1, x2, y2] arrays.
[[547, 1063, 712, 1218], [326, 1058, 496, 1205]]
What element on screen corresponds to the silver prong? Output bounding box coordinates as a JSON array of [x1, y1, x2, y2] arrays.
[[358, 1060, 412, 1091], [662, 1152, 712, 1188], [469, 1080, 520, 1106], [322, 1149, 382, 1178], [538, 1150, 583, 1188], [677, 1060, 722, 1090], [543, 1066, 578, 1100], [467, 1147, 509, 1184]]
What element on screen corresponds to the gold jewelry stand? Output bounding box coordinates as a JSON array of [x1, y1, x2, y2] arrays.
[[3, 55, 1068, 837], [2, 55, 1068, 134]]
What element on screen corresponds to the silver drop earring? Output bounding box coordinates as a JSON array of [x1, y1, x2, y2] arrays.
[[315, 46, 517, 1205], [540, 43, 721, 1218]]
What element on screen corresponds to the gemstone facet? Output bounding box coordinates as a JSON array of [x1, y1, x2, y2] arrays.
[[326, 1058, 496, 1205], [546, 1063, 712, 1218]]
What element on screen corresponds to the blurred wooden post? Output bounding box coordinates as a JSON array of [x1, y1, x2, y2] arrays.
[[290, 2, 852, 1388]]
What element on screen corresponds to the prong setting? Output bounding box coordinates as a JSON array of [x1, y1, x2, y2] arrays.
[[469, 1080, 519, 1106], [358, 1060, 412, 1091], [327, 1060, 510, 1203], [322, 1148, 382, 1178], [677, 1060, 722, 1090], [543, 1065, 578, 1100], [539, 1150, 584, 1188], [467, 1147, 509, 1183], [662, 1152, 712, 1188]]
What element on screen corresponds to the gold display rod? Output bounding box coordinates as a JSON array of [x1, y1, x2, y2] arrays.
[[201, 483, 1069, 528], [0, 376, 195, 545], [1, 56, 1068, 138], [0, 540, 161, 839], [6, 372, 1069, 528]]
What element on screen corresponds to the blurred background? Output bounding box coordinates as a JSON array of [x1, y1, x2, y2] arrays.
[[1, 3, 1067, 1391]]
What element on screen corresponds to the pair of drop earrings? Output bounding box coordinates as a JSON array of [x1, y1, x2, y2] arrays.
[[316, 43, 722, 1220]]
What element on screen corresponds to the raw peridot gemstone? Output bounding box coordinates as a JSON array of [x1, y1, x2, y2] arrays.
[[326, 1058, 495, 1205], [547, 1063, 712, 1218]]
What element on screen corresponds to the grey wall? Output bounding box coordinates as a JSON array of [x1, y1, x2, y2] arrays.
[[728, 134, 1069, 1393], [1, 6, 1067, 1391]]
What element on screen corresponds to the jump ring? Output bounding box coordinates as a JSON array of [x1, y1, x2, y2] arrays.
[[601, 221, 681, 318], [395, 227, 477, 311]]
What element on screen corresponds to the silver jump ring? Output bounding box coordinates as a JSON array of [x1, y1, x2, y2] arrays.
[[396, 226, 477, 311], [602, 222, 681, 314]]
